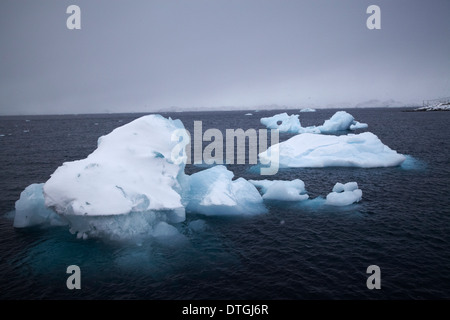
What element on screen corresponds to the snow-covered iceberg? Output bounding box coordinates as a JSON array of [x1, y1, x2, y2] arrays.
[[43, 115, 188, 217], [299, 108, 316, 112], [259, 132, 406, 168], [249, 179, 309, 201], [325, 182, 362, 206], [260, 111, 367, 134], [184, 165, 266, 216]]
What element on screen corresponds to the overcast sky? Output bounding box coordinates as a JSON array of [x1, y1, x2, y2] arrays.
[[0, 0, 449, 115]]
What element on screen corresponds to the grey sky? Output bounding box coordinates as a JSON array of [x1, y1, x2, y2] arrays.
[[0, 0, 449, 115]]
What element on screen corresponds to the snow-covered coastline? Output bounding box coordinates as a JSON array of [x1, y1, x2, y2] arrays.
[[413, 102, 450, 112]]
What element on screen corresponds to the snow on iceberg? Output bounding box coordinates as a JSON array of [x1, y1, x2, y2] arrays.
[[260, 112, 302, 133], [259, 132, 406, 168], [299, 108, 316, 112], [13, 183, 68, 228], [43, 114, 188, 217], [260, 111, 367, 134], [325, 182, 362, 206], [249, 179, 309, 201], [184, 165, 266, 216]]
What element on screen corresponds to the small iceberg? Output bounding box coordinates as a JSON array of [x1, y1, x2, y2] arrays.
[[184, 165, 266, 216], [315, 111, 368, 133], [299, 108, 316, 112], [260, 112, 302, 133], [249, 179, 309, 201], [325, 182, 362, 206], [260, 111, 367, 134]]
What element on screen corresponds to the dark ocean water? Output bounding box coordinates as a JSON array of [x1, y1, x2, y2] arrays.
[[0, 108, 449, 300]]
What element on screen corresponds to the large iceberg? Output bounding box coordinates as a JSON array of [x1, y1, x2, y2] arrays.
[[184, 165, 266, 216], [259, 132, 406, 168], [249, 179, 309, 201], [325, 182, 362, 206], [260, 111, 367, 134], [43, 115, 188, 217], [14, 115, 269, 238]]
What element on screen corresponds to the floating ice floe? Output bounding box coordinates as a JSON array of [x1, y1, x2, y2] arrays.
[[260, 111, 367, 134], [259, 132, 406, 168], [13, 116, 269, 237], [245, 113, 253, 116], [249, 179, 309, 201], [188, 219, 207, 232], [325, 182, 362, 206]]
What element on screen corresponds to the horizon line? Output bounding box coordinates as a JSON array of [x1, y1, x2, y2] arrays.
[[0, 104, 420, 117]]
